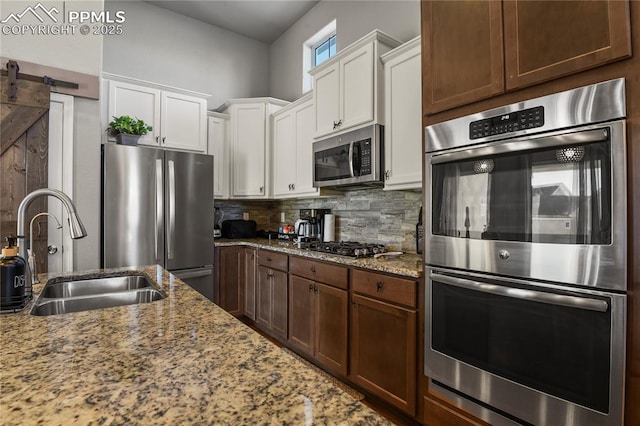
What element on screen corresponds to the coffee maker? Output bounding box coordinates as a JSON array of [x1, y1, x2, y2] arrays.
[[299, 208, 331, 241]]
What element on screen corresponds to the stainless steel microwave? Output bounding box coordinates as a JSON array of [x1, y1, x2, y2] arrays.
[[312, 124, 384, 188]]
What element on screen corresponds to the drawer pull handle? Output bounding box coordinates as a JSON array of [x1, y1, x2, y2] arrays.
[[266, 257, 272, 262], [376, 281, 383, 292], [311, 265, 316, 273]]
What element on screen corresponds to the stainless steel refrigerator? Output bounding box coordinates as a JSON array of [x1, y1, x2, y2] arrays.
[[101, 143, 214, 300]]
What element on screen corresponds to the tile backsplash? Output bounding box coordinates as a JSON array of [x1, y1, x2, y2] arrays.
[[215, 188, 423, 253]]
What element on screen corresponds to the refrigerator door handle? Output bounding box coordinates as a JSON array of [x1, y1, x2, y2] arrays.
[[155, 159, 163, 262], [168, 160, 176, 259]]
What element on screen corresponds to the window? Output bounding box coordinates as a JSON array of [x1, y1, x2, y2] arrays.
[[314, 34, 336, 66], [303, 19, 337, 93]]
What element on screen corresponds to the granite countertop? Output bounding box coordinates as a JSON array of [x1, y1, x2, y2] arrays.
[[215, 238, 424, 278], [0, 265, 391, 425]]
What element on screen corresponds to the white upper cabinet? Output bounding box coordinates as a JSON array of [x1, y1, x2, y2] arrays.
[[223, 98, 288, 199], [107, 80, 160, 146], [341, 42, 375, 130], [381, 37, 423, 191], [310, 30, 401, 139], [106, 77, 208, 153], [207, 112, 230, 199], [313, 63, 340, 137], [273, 107, 296, 197], [160, 91, 207, 152], [272, 93, 320, 199]]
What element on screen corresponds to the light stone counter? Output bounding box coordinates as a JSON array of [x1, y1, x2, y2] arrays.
[[0, 265, 391, 425], [215, 239, 423, 278]]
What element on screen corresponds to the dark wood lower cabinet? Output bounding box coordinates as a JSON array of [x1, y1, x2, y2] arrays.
[[256, 266, 271, 327], [288, 274, 349, 376], [350, 293, 417, 416], [216, 246, 244, 316], [288, 275, 315, 356], [243, 248, 257, 321], [256, 264, 288, 340], [315, 282, 348, 376], [271, 269, 288, 338]]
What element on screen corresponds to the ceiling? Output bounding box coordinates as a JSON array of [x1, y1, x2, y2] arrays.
[[146, 0, 320, 43]]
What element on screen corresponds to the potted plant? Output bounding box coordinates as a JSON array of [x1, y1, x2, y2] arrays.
[[107, 115, 153, 146]]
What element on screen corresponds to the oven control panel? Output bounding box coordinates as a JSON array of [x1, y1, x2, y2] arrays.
[[469, 106, 544, 139]]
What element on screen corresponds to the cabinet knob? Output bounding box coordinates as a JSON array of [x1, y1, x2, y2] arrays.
[[309, 284, 314, 292], [266, 256, 272, 262], [162, 137, 166, 144], [376, 281, 384, 292], [333, 119, 342, 130], [314, 285, 318, 294], [155, 136, 160, 144], [288, 184, 292, 190], [385, 170, 390, 180], [259, 186, 264, 193], [310, 265, 316, 274], [291, 183, 295, 190]]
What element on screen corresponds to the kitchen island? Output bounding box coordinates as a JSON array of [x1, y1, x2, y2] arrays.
[[0, 265, 391, 425]]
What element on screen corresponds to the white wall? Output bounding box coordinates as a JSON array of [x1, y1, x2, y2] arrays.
[[0, 0, 103, 75], [102, 1, 271, 109], [269, 0, 421, 102], [72, 98, 102, 270], [0, 0, 104, 270]]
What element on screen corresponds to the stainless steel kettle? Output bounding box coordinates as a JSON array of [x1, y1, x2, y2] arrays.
[[295, 219, 311, 237]]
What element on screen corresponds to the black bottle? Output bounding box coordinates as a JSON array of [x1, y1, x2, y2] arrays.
[[0, 237, 26, 310], [416, 206, 424, 255]]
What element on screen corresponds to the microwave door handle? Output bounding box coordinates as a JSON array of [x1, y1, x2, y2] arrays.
[[348, 141, 355, 177], [430, 272, 609, 313]]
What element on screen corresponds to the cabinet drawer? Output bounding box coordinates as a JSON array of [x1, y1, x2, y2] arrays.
[[289, 256, 348, 290], [351, 269, 416, 308], [258, 250, 288, 271]]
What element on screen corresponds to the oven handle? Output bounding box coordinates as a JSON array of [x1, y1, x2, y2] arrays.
[[430, 128, 608, 164], [430, 272, 609, 312]]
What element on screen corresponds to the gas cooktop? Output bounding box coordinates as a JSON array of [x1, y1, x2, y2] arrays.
[[304, 241, 387, 258]]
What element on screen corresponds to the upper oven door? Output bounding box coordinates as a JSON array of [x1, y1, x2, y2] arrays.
[[425, 121, 627, 291]]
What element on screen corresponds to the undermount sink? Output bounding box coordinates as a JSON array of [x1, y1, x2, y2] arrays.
[[30, 273, 166, 316]]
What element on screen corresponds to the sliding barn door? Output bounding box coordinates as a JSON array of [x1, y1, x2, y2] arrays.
[[0, 75, 51, 274]]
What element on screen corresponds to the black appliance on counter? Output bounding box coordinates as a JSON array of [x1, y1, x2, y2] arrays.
[[221, 220, 257, 239]]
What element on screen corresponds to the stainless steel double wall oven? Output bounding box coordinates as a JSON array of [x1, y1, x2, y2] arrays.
[[424, 79, 627, 426]]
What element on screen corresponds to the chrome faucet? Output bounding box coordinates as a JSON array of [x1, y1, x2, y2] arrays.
[[17, 189, 87, 288], [28, 212, 63, 284]]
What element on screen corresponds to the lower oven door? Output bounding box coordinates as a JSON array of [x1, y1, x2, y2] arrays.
[[425, 267, 626, 426]]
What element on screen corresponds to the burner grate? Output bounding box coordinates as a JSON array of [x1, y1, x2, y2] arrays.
[[306, 241, 386, 258]]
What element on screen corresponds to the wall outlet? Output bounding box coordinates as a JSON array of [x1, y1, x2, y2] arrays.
[[243, 212, 249, 220], [280, 212, 286, 222]]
